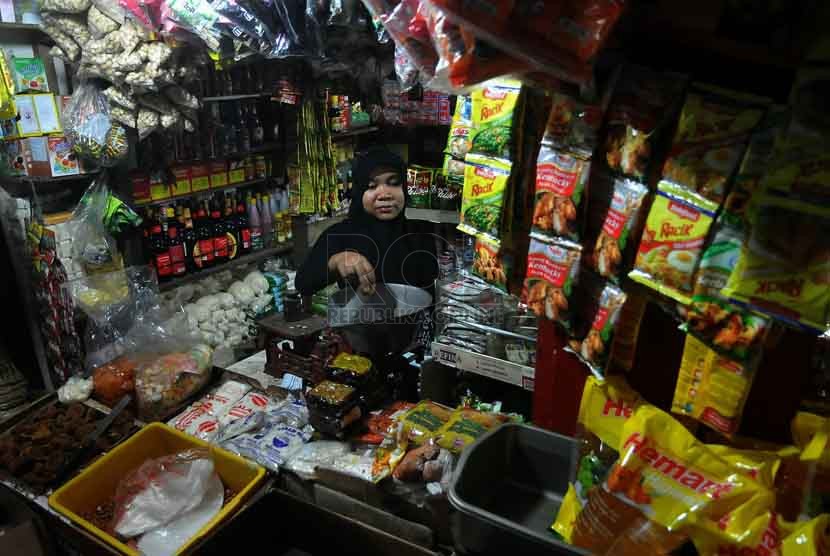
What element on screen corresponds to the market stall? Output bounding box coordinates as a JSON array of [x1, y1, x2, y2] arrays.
[[0, 0, 828, 555]]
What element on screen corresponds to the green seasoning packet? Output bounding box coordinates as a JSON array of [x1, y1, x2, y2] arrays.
[[470, 79, 521, 160], [406, 165, 434, 209], [12, 57, 48, 93], [459, 153, 511, 238]]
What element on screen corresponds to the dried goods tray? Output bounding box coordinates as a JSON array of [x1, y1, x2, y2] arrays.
[[0, 396, 139, 497]]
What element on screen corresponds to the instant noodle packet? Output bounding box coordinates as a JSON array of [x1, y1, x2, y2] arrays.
[[550, 483, 582, 543], [629, 180, 718, 305], [671, 334, 757, 437], [522, 237, 581, 327], [685, 219, 771, 362], [588, 177, 649, 281], [436, 408, 509, 453], [399, 401, 453, 446], [531, 145, 591, 241], [571, 404, 775, 554], [470, 79, 522, 160], [459, 153, 511, 238]]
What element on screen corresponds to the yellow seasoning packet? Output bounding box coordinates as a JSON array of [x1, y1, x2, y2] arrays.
[[470, 79, 522, 160], [672, 334, 757, 437], [436, 408, 508, 453], [459, 153, 511, 238], [551, 483, 582, 543], [629, 180, 719, 305], [399, 401, 453, 446], [781, 515, 830, 556]]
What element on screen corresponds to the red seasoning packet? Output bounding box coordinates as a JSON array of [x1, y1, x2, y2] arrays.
[[523, 236, 582, 329], [532, 145, 591, 241]]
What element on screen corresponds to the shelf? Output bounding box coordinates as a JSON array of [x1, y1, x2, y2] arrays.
[[159, 242, 293, 291], [0, 22, 42, 31], [430, 342, 534, 391], [3, 172, 99, 184], [140, 178, 269, 207], [202, 93, 272, 102], [405, 208, 459, 224], [330, 126, 380, 141], [171, 143, 281, 165]]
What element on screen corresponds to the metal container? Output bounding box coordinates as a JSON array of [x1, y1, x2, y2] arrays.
[[448, 423, 587, 556]]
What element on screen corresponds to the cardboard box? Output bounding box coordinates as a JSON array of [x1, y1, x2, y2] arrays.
[[191, 163, 210, 192], [47, 135, 79, 177], [210, 160, 228, 188], [171, 164, 191, 196], [130, 171, 151, 204], [20, 136, 50, 177]]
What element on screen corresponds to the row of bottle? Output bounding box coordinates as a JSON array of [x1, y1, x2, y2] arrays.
[[143, 190, 292, 281], [204, 100, 272, 160]]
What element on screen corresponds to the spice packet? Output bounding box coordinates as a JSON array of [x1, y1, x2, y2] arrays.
[[603, 65, 686, 181], [522, 237, 581, 328], [459, 153, 511, 238], [671, 334, 757, 437], [543, 91, 604, 159], [629, 181, 718, 305], [435, 408, 509, 453], [587, 177, 649, 281], [662, 84, 769, 204], [444, 94, 473, 164], [531, 145, 591, 241], [571, 404, 775, 554], [685, 219, 770, 362], [406, 165, 434, 208], [472, 235, 510, 292], [469, 79, 522, 160], [434, 172, 461, 210], [399, 401, 453, 446], [567, 280, 627, 378]]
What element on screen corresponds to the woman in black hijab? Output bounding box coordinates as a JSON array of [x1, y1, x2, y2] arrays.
[[295, 148, 438, 296]]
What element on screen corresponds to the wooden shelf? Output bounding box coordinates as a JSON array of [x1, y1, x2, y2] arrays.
[[140, 178, 269, 207], [405, 208, 459, 224], [2, 172, 99, 184], [330, 126, 380, 141], [202, 93, 272, 102], [159, 242, 293, 291]]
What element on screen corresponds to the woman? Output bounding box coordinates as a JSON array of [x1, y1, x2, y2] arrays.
[[295, 148, 438, 297]]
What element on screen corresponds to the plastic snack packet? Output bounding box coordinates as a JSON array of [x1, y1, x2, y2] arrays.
[[522, 237, 581, 327], [550, 483, 582, 543], [398, 401, 453, 446], [629, 180, 718, 305], [567, 280, 627, 377], [459, 153, 511, 238], [471, 235, 510, 292], [781, 514, 830, 556], [469, 79, 522, 160], [531, 145, 591, 242], [435, 408, 509, 453]]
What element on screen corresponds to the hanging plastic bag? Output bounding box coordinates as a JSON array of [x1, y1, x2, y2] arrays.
[[68, 176, 123, 274], [112, 449, 221, 538], [63, 81, 128, 166]]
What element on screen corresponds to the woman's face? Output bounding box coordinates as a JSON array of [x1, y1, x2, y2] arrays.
[[363, 170, 404, 221]]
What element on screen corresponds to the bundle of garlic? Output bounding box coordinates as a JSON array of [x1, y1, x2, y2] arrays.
[[38, 0, 204, 140]]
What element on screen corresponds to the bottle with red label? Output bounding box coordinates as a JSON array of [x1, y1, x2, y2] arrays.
[[236, 192, 252, 255], [194, 201, 215, 270], [211, 197, 229, 264], [223, 193, 239, 260], [167, 224, 187, 278], [182, 204, 198, 273], [151, 219, 172, 282]]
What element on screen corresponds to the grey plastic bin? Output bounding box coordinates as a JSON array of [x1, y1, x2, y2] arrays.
[[448, 423, 588, 556]]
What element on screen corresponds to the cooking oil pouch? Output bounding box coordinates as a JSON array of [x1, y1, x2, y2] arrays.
[[399, 401, 453, 446], [551, 483, 582, 543], [459, 153, 511, 238], [436, 408, 508, 453], [578, 375, 643, 450], [792, 412, 829, 452], [629, 181, 718, 305], [588, 177, 649, 282], [472, 235, 510, 292], [781, 515, 830, 556], [531, 145, 591, 241], [571, 404, 774, 553], [672, 334, 757, 437], [690, 510, 783, 556], [522, 237, 581, 327], [469, 79, 521, 160], [567, 281, 627, 378], [661, 84, 768, 204], [685, 219, 771, 362]]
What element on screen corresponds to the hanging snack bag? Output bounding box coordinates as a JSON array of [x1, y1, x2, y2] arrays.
[[459, 153, 511, 238], [671, 334, 757, 437], [469, 79, 522, 160], [662, 84, 768, 204], [443, 94, 473, 177], [685, 220, 770, 362], [629, 181, 718, 305], [604, 65, 686, 181], [587, 177, 649, 281], [531, 145, 591, 241], [399, 401, 453, 446], [434, 173, 462, 211], [472, 235, 510, 291], [11, 57, 49, 93], [543, 91, 605, 159], [436, 408, 509, 453], [522, 237, 581, 327], [567, 281, 627, 377], [571, 404, 775, 555]]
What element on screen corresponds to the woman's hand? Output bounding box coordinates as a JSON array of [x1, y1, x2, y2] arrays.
[[328, 251, 376, 294]]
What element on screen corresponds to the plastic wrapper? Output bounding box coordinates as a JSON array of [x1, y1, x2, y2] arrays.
[[531, 146, 590, 241], [112, 449, 222, 541], [399, 401, 452, 446], [326, 353, 374, 386], [394, 42, 420, 91], [435, 408, 508, 453], [164, 85, 200, 110], [543, 91, 605, 159], [471, 235, 509, 291], [63, 81, 126, 166], [586, 175, 649, 282], [88, 5, 121, 38], [393, 440, 440, 482], [522, 237, 581, 327], [459, 154, 511, 238], [284, 441, 352, 480], [68, 177, 122, 274], [306, 380, 362, 438], [566, 279, 626, 377], [103, 86, 137, 110], [40, 20, 81, 62], [469, 79, 521, 160], [92, 354, 138, 405], [40, 0, 91, 14], [43, 13, 91, 47], [136, 108, 160, 139], [629, 181, 718, 305]]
